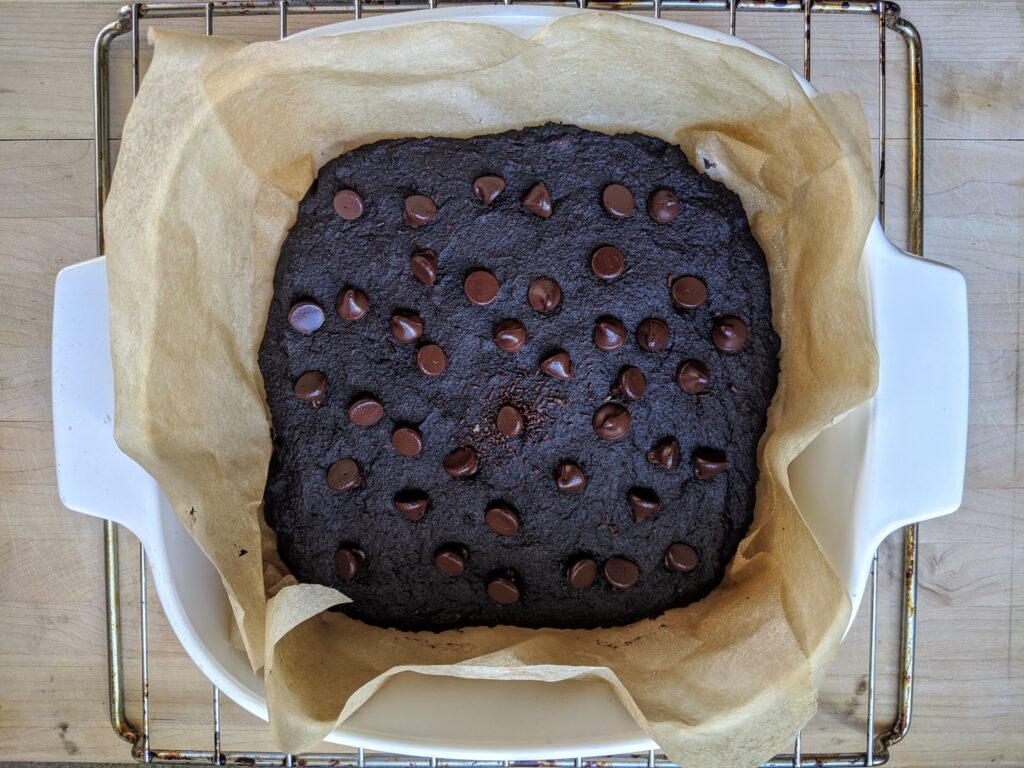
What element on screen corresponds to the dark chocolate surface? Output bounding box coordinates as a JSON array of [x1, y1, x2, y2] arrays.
[[259, 123, 780, 631]]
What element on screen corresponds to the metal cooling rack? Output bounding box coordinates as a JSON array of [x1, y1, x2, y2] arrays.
[[93, 1, 924, 765]]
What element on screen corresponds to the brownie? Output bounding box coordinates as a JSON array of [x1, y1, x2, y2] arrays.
[[258, 123, 780, 632]]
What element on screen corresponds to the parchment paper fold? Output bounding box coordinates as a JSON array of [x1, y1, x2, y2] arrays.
[[104, 13, 877, 768]]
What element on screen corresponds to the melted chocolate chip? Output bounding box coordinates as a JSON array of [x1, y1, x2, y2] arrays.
[[464, 270, 500, 305], [443, 447, 478, 478], [392, 426, 423, 457], [332, 189, 364, 220], [521, 183, 552, 217], [671, 276, 708, 309], [676, 360, 709, 393], [692, 448, 729, 479], [567, 558, 598, 589], [415, 344, 447, 376], [326, 458, 361, 491], [347, 397, 384, 426], [473, 175, 505, 205], [613, 366, 646, 400], [636, 318, 670, 351], [601, 184, 635, 218], [539, 351, 573, 380], [590, 246, 625, 279], [435, 545, 468, 577], [593, 317, 627, 351], [390, 311, 423, 344], [288, 300, 324, 333], [665, 543, 699, 573], [485, 503, 520, 536], [494, 319, 527, 352], [713, 315, 748, 352], [496, 405, 524, 437], [293, 371, 326, 408], [334, 545, 365, 579], [336, 288, 368, 321], [393, 491, 429, 521], [647, 188, 679, 223], [646, 437, 679, 471], [403, 194, 436, 227], [410, 250, 438, 285], [487, 573, 520, 604], [555, 462, 586, 492], [528, 277, 561, 313], [604, 556, 639, 589], [627, 488, 660, 521], [593, 403, 631, 441]]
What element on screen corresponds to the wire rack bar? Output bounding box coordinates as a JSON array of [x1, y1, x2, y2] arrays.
[[94, 1, 925, 766]]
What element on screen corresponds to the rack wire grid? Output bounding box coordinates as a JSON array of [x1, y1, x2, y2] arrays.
[[93, 1, 925, 766]]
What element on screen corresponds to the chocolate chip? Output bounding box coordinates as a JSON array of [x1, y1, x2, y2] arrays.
[[646, 437, 679, 471], [443, 447, 478, 478], [713, 315, 748, 352], [416, 344, 447, 376], [393, 490, 428, 521], [348, 397, 384, 426], [494, 319, 527, 352], [692, 448, 729, 479], [485, 503, 519, 536], [590, 246, 625, 279], [487, 573, 520, 604], [334, 545, 365, 579], [593, 317, 627, 351], [326, 458, 361, 491], [636, 318, 670, 351], [604, 556, 639, 589], [403, 194, 436, 227], [671, 275, 708, 308], [676, 360, 709, 393], [336, 287, 368, 321], [627, 488, 660, 521], [288, 300, 324, 333], [496, 405, 524, 437], [593, 403, 631, 441], [464, 270, 500, 305], [473, 175, 505, 205], [555, 462, 586, 492], [602, 184, 635, 218], [528, 277, 561, 313], [294, 371, 326, 408], [665, 543, 699, 573], [392, 426, 423, 457], [435, 545, 468, 577], [539, 351, 573, 380], [390, 311, 423, 344], [332, 189, 364, 220], [612, 366, 646, 400], [521, 183, 552, 217], [647, 188, 679, 223], [567, 558, 597, 589], [410, 250, 438, 285]]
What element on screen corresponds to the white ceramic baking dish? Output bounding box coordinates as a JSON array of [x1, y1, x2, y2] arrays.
[[52, 6, 968, 759]]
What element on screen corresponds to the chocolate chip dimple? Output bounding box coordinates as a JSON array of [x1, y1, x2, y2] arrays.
[[391, 426, 423, 457], [326, 458, 361, 491], [591, 246, 625, 279], [593, 317, 627, 351], [332, 189, 364, 220], [390, 311, 423, 344], [393, 491, 428, 521], [522, 183, 552, 217], [334, 545, 365, 580], [496, 405, 524, 437], [646, 437, 679, 471], [528, 277, 561, 313], [613, 367, 646, 400], [665, 543, 699, 573], [435, 545, 468, 577], [676, 360, 709, 393], [593, 403, 631, 441], [403, 194, 436, 227], [464, 270, 500, 305], [336, 288, 368, 321], [692, 448, 729, 479], [555, 462, 585, 492], [601, 184, 635, 218], [473, 175, 505, 205], [288, 300, 324, 333], [487, 573, 520, 604], [628, 488, 660, 521], [415, 344, 447, 376], [539, 351, 573, 380], [713, 315, 748, 352], [636, 318, 670, 351], [485, 503, 519, 536], [294, 371, 326, 408], [604, 556, 639, 589], [410, 250, 437, 285], [494, 319, 527, 352], [443, 447, 478, 478], [567, 558, 598, 589], [647, 188, 680, 223], [672, 276, 708, 308], [348, 397, 384, 426]]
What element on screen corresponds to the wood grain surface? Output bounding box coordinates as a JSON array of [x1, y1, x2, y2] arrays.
[[0, 0, 1020, 764]]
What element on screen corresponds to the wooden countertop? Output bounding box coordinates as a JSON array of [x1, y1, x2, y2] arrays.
[[0, 1, 1020, 764]]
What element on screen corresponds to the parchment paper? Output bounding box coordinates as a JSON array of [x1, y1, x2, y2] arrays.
[[104, 13, 877, 768]]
